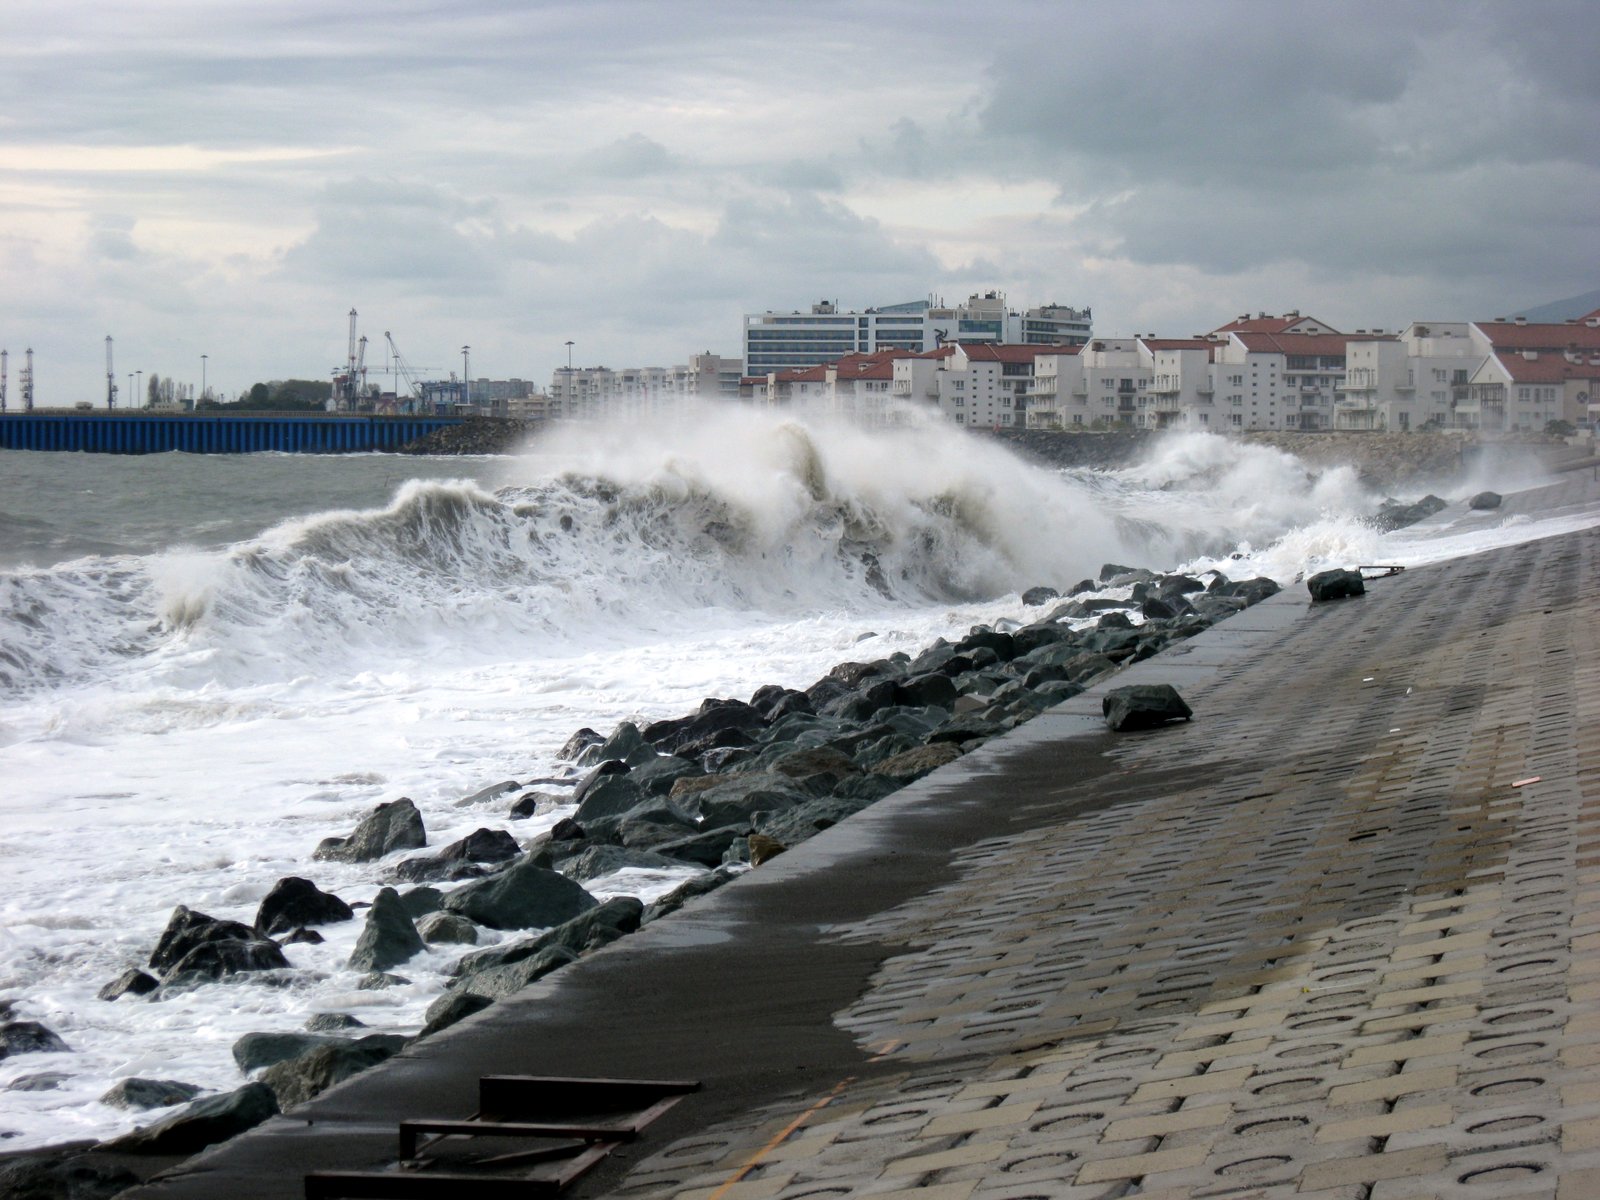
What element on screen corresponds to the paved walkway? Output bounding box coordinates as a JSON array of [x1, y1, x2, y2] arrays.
[[128, 475, 1600, 1199]]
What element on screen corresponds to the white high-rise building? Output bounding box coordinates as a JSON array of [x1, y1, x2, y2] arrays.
[[742, 293, 1090, 376]]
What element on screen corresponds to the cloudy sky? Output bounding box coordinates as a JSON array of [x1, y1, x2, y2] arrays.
[[2, 0, 1595, 406]]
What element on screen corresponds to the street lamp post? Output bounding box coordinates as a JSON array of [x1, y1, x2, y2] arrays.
[[201, 354, 208, 407], [136, 370, 143, 408], [565, 340, 574, 370], [461, 345, 470, 408]]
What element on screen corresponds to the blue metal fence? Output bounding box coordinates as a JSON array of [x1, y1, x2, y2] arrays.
[[0, 413, 463, 454]]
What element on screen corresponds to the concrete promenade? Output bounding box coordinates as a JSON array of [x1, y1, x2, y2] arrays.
[[130, 473, 1600, 1199]]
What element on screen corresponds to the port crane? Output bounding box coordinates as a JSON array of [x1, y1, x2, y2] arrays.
[[331, 309, 374, 410], [106, 336, 119, 410], [20, 348, 34, 411], [1, 349, 7, 413]]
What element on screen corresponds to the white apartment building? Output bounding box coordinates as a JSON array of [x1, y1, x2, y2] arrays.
[[1337, 323, 1477, 431], [1025, 338, 1150, 428], [743, 293, 1090, 376], [754, 351, 904, 425], [1461, 313, 1600, 431], [548, 352, 743, 420]]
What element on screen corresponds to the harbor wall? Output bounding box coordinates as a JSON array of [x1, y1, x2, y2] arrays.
[[0, 413, 463, 455]]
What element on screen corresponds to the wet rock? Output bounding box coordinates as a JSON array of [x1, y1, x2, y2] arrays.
[[417, 992, 494, 1039], [1307, 568, 1365, 601], [392, 827, 520, 883], [747, 834, 786, 866], [642, 700, 764, 757], [557, 727, 603, 762], [1021, 586, 1060, 606], [573, 775, 649, 824], [284, 927, 325, 945], [148, 906, 258, 975], [455, 779, 520, 808], [1373, 493, 1448, 530], [642, 867, 740, 924], [453, 945, 580, 1001], [1469, 490, 1503, 510], [313, 798, 426, 863], [555, 845, 687, 882], [650, 827, 746, 867], [508, 790, 565, 819], [355, 972, 410, 990], [451, 897, 644, 984], [1216, 576, 1281, 605], [165, 936, 289, 981], [592, 721, 646, 764], [233, 1032, 337, 1073], [398, 886, 444, 919], [347, 887, 425, 972], [0, 1149, 139, 1199], [100, 1078, 203, 1111], [548, 817, 587, 841], [305, 1012, 365, 1032], [254, 877, 354, 937], [1103, 684, 1193, 731], [417, 912, 479, 946], [1097, 610, 1134, 630], [6, 1071, 68, 1092], [103, 1081, 278, 1155], [870, 742, 962, 781], [97, 969, 159, 1001], [442, 859, 598, 931], [260, 1036, 407, 1110]]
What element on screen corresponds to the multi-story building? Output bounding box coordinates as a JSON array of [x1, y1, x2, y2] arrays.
[[1337, 323, 1478, 431], [742, 294, 1091, 376], [1461, 313, 1600, 431], [548, 352, 743, 420], [1026, 338, 1154, 428]]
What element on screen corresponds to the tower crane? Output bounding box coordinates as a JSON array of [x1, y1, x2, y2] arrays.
[[355, 334, 369, 404], [106, 335, 119, 410], [383, 331, 437, 413]]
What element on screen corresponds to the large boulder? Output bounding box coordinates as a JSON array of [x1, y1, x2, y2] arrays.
[[416, 912, 479, 945], [0, 1022, 70, 1061], [453, 945, 580, 1001], [573, 775, 649, 824], [0, 1150, 138, 1199], [556, 845, 688, 882], [1103, 684, 1193, 732], [1306, 568, 1365, 602], [148, 906, 256, 975], [259, 1036, 407, 1110], [417, 992, 494, 1039], [442, 860, 598, 931], [870, 742, 962, 782], [347, 887, 426, 972], [450, 898, 644, 982], [1469, 490, 1503, 510], [391, 827, 521, 884], [164, 937, 289, 981], [642, 700, 765, 757], [254, 877, 354, 937], [643, 867, 740, 924], [313, 798, 426, 863], [233, 1032, 336, 1073], [103, 1082, 279, 1154]]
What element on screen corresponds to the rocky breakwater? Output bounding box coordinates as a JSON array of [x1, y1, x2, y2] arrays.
[[2, 563, 1285, 1197], [398, 417, 539, 455]]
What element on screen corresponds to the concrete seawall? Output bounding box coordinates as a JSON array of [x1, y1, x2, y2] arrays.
[[120, 473, 1600, 1199], [0, 413, 462, 454]]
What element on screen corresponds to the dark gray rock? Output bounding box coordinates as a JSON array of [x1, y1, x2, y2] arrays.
[[417, 992, 494, 1039], [753, 796, 871, 844], [6, 1071, 68, 1092], [285, 930, 324, 946], [392, 827, 521, 883], [0, 1149, 139, 1199], [455, 779, 520, 807], [232, 1031, 336, 1073], [628, 754, 700, 795], [1097, 610, 1134, 630], [165, 937, 289, 981], [1307, 568, 1365, 601], [870, 742, 962, 781], [398, 886, 444, 918], [259, 1035, 407, 1110], [305, 1012, 365, 1032], [548, 817, 587, 841], [254, 877, 354, 937], [558, 726, 603, 762], [592, 721, 646, 763], [416, 912, 479, 945], [897, 672, 959, 710], [573, 775, 649, 824], [556, 845, 688, 882], [100, 1078, 203, 1111], [1099, 561, 1141, 581], [97, 969, 159, 1001], [313, 798, 426, 863], [1020, 585, 1060, 606], [355, 972, 410, 990], [642, 867, 740, 923], [442, 859, 598, 930], [1218, 576, 1281, 605], [450, 897, 644, 982], [103, 1081, 278, 1154], [453, 945, 579, 1000], [508, 790, 565, 819], [347, 887, 425, 972], [1469, 490, 1503, 510], [1103, 684, 1193, 731], [148, 905, 257, 975], [650, 827, 746, 867], [642, 700, 764, 756]]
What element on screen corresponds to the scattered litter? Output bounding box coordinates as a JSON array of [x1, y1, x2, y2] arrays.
[[1511, 776, 1542, 788], [1358, 564, 1406, 578]]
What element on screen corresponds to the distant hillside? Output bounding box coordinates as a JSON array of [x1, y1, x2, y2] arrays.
[[1513, 288, 1600, 323]]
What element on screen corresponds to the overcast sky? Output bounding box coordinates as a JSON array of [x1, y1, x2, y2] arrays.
[[2, 0, 1596, 406]]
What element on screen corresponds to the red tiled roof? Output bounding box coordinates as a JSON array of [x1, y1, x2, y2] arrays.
[[955, 343, 1059, 363], [1490, 350, 1600, 385], [1474, 320, 1600, 351], [1212, 314, 1337, 335], [1233, 332, 1387, 355]]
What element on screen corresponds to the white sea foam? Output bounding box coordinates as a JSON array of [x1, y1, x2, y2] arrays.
[[0, 419, 1594, 1148]]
